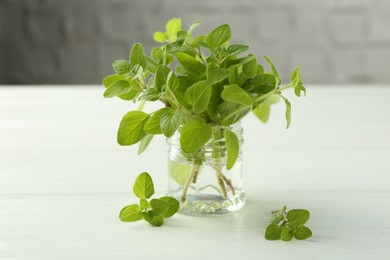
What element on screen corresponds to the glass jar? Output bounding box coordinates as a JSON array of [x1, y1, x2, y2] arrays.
[[167, 122, 245, 216]]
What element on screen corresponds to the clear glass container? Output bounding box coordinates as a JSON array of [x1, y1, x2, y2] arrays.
[[167, 122, 245, 216]]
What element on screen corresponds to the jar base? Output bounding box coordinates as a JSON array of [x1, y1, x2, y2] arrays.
[[178, 192, 246, 216]]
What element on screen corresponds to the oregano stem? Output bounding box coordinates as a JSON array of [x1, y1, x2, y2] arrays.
[[181, 163, 200, 203], [216, 171, 228, 198], [213, 166, 235, 196], [255, 84, 294, 103]]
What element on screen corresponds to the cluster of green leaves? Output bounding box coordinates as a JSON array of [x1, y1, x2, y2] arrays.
[[119, 172, 179, 226], [265, 206, 312, 241], [103, 18, 306, 170]]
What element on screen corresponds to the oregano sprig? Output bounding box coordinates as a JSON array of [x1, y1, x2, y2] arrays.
[[265, 206, 312, 241], [119, 172, 179, 226], [104, 18, 306, 203]]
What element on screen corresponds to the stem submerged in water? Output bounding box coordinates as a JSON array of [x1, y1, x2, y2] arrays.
[[213, 166, 236, 196], [181, 163, 200, 203]]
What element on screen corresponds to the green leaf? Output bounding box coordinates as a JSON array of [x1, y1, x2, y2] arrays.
[[294, 85, 306, 97], [119, 204, 142, 222], [153, 31, 166, 43], [150, 198, 169, 216], [287, 209, 310, 227], [144, 107, 174, 135], [242, 59, 258, 78], [117, 111, 149, 146], [185, 81, 212, 113], [227, 66, 244, 85], [294, 226, 312, 240], [165, 18, 182, 42], [142, 211, 153, 222], [103, 74, 122, 88], [140, 199, 149, 210], [133, 172, 155, 199], [177, 30, 188, 40], [180, 122, 212, 153], [176, 52, 206, 76], [207, 84, 224, 115], [253, 94, 280, 123], [159, 196, 180, 218], [130, 43, 146, 67], [155, 65, 171, 91], [113, 60, 131, 74], [284, 98, 291, 129], [264, 56, 281, 86], [147, 214, 165, 227], [265, 223, 282, 240], [290, 67, 301, 85], [188, 20, 201, 35], [139, 87, 160, 101], [206, 24, 231, 49], [253, 104, 270, 123], [160, 110, 180, 138], [218, 101, 252, 125], [246, 74, 277, 94], [221, 84, 252, 105], [281, 226, 293, 241], [103, 80, 131, 98], [166, 71, 179, 91], [225, 128, 239, 170], [271, 205, 286, 224], [206, 63, 228, 84], [226, 44, 249, 56], [137, 134, 154, 155]]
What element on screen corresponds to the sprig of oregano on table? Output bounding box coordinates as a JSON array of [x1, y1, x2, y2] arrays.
[[265, 206, 312, 241], [119, 172, 179, 227]]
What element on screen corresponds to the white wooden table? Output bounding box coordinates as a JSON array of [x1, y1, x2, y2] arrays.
[[1, 85, 389, 259]]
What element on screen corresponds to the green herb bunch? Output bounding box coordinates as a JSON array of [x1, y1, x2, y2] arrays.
[[265, 206, 312, 241], [119, 172, 179, 227], [103, 18, 306, 170]]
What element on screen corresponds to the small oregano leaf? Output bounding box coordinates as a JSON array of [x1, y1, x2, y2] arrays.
[[225, 128, 239, 170], [150, 198, 169, 216], [119, 204, 142, 222], [160, 110, 180, 138], [133, 172, 155, 199], [130, 43, 146, 67], [287, 209, 310, 227], [117, 111, 149, 146], [144, 107, 174, 135], [284, 98, 292, 129], [281, 226, 293, 241], [147, 214, 165, 227], [103, 80, 132, 98], [294, 226, 312, 240], [137, 134, 154, 155], [140, 198, 149, 210], [113, 60, 131, 74], [265, 224, 282, 240], [271, 205, 286, 224], [206, 24, 231, 49], [159, 196, 180, 218], [221, 84, 252, 105], [180, 122, 212, 153], [185, 81, 212, 113]]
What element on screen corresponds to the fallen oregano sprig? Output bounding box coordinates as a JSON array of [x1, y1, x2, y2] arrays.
[[119, 172, 179, 226], [265, 206, 312, 241]]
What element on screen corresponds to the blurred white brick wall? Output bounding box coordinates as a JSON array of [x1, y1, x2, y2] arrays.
[[0, 0, 389, 84]]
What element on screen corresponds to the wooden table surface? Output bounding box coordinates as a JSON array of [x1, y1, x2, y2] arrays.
[[0, 85, 389, 259]]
